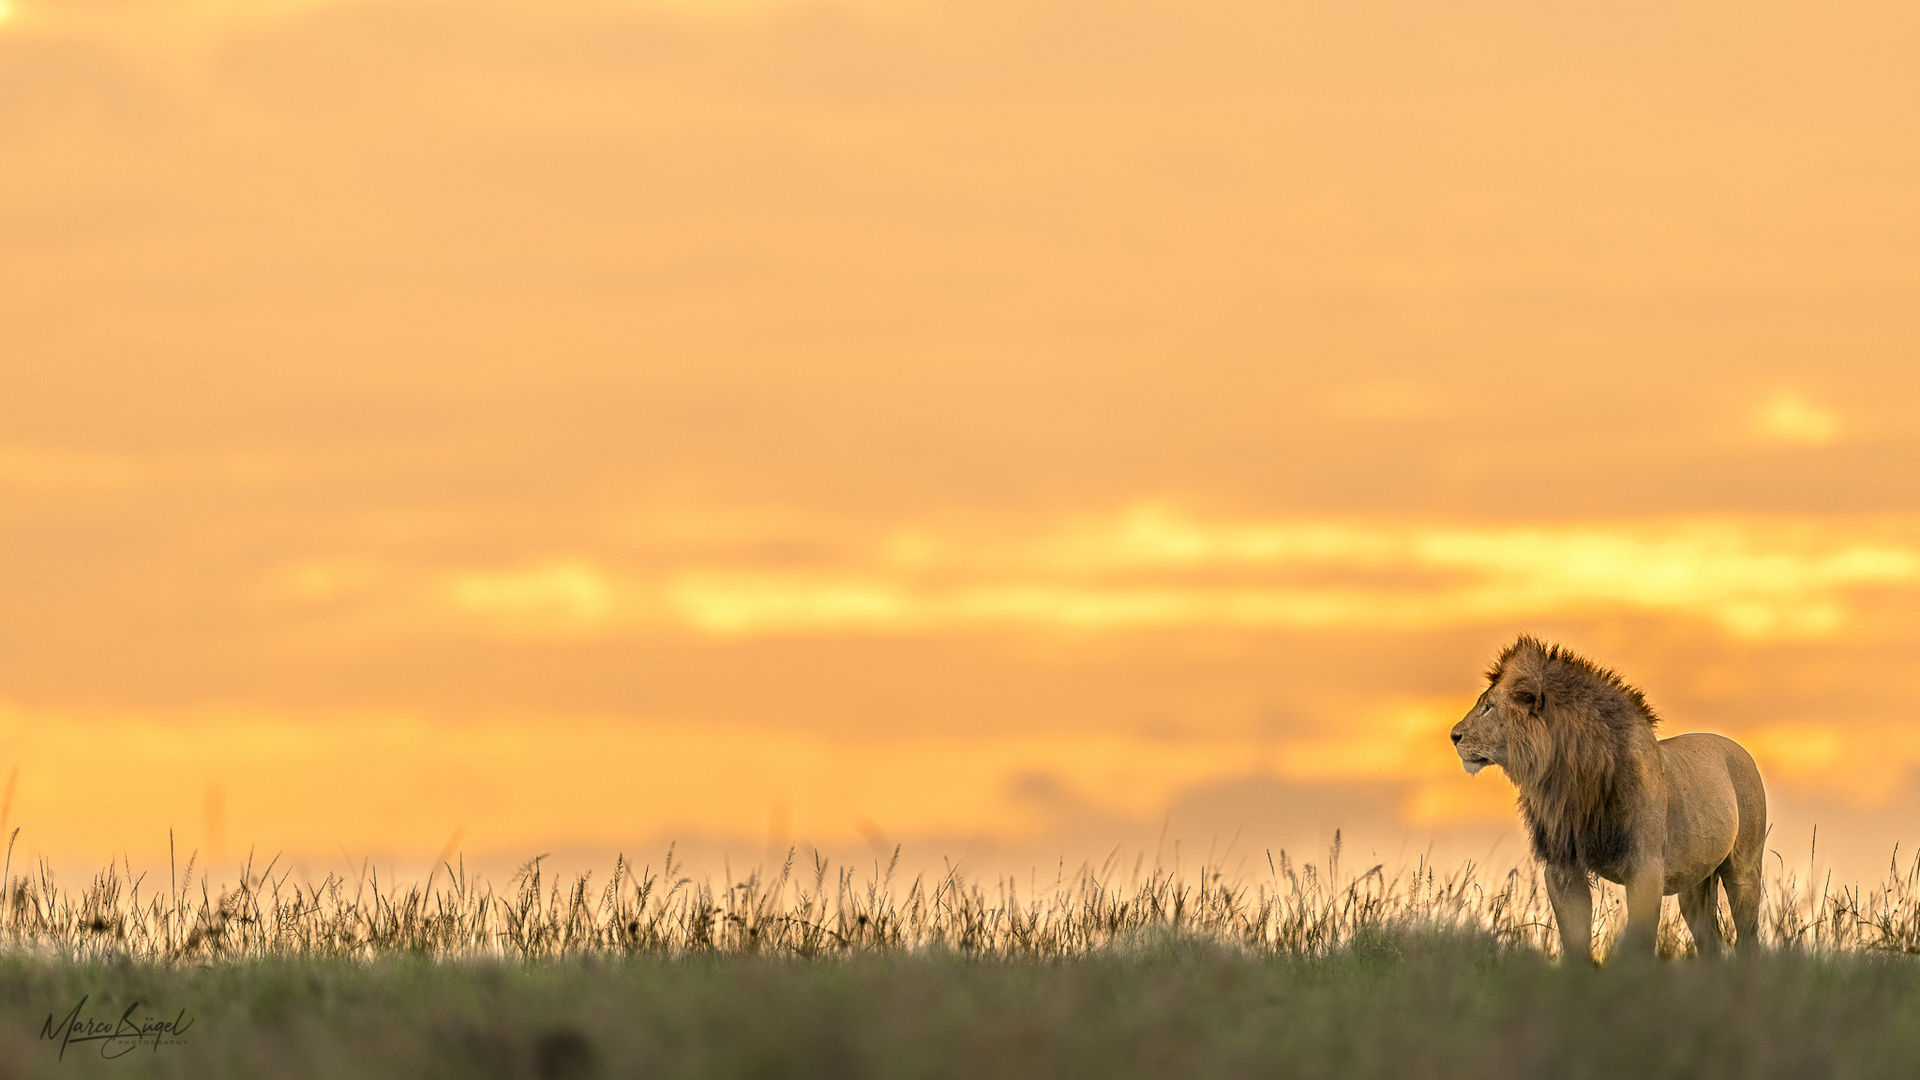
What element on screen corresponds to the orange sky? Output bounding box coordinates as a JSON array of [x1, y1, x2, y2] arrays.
[[3, 0, 1919, 882]]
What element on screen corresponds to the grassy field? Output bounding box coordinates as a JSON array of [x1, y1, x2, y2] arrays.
[[6, 935, 1920, 1078], [0, 837, 1917, 1077]]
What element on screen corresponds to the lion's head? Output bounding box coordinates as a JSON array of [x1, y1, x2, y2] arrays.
[[1451, 634, 1659, 779], [1450, 671, 1542, 775]]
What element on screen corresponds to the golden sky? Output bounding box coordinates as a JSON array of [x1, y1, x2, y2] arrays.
[[3, 0, 1919, 880]]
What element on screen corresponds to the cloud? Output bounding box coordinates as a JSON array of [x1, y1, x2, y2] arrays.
[[1753, 393, 1841, 446], [445, 559, 616, 631], [477, 508, 1918, 640]]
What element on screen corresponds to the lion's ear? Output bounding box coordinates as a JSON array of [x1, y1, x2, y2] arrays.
[[1509, 681, 1544, 716]]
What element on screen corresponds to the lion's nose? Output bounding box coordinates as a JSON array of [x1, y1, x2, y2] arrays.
[[1450, 730, 1462, 744]]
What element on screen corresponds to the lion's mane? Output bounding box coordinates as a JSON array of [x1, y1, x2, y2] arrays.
[[1489, 635, 1662, 870]]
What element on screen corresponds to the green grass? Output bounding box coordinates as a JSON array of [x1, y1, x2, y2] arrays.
[[2, 933, 1920, 1079]]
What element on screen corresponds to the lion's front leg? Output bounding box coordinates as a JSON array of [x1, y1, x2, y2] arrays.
[[1544, 864, 1594, 964]]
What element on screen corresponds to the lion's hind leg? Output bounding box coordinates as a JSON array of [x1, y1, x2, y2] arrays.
[[1677, 875, 1724, 958], [1720, 856, 1764, 953]]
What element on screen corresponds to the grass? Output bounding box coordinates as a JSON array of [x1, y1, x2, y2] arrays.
[[2, 834, 1920, 1076], [7, 830, 1920, 962], [7, 933, 1920, 1078]]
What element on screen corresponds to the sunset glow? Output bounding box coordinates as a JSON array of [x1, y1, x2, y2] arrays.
[[408, 509, 1920, 644], [5, 0, 1920, 882]]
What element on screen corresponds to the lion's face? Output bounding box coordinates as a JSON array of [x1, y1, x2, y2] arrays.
[[1450, 681, 1538, 774]]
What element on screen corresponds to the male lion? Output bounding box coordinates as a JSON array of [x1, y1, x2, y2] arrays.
[[1451, 635, 1767, 962]]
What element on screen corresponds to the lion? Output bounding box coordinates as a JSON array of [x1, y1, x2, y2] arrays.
[[1450, 635, 1767, 962]]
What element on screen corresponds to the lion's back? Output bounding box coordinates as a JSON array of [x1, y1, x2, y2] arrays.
[[1658, 732, 1762, 791], [1658, 731, 1768, 869]]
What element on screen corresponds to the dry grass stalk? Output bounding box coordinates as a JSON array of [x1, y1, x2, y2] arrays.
[[0, 829, 1913, 963]]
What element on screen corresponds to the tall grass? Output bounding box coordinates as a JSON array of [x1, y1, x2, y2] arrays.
[[5, 829, 1920, 964]]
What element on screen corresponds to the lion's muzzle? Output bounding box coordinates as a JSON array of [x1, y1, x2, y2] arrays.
[[1450, 721, 1491, 774]]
